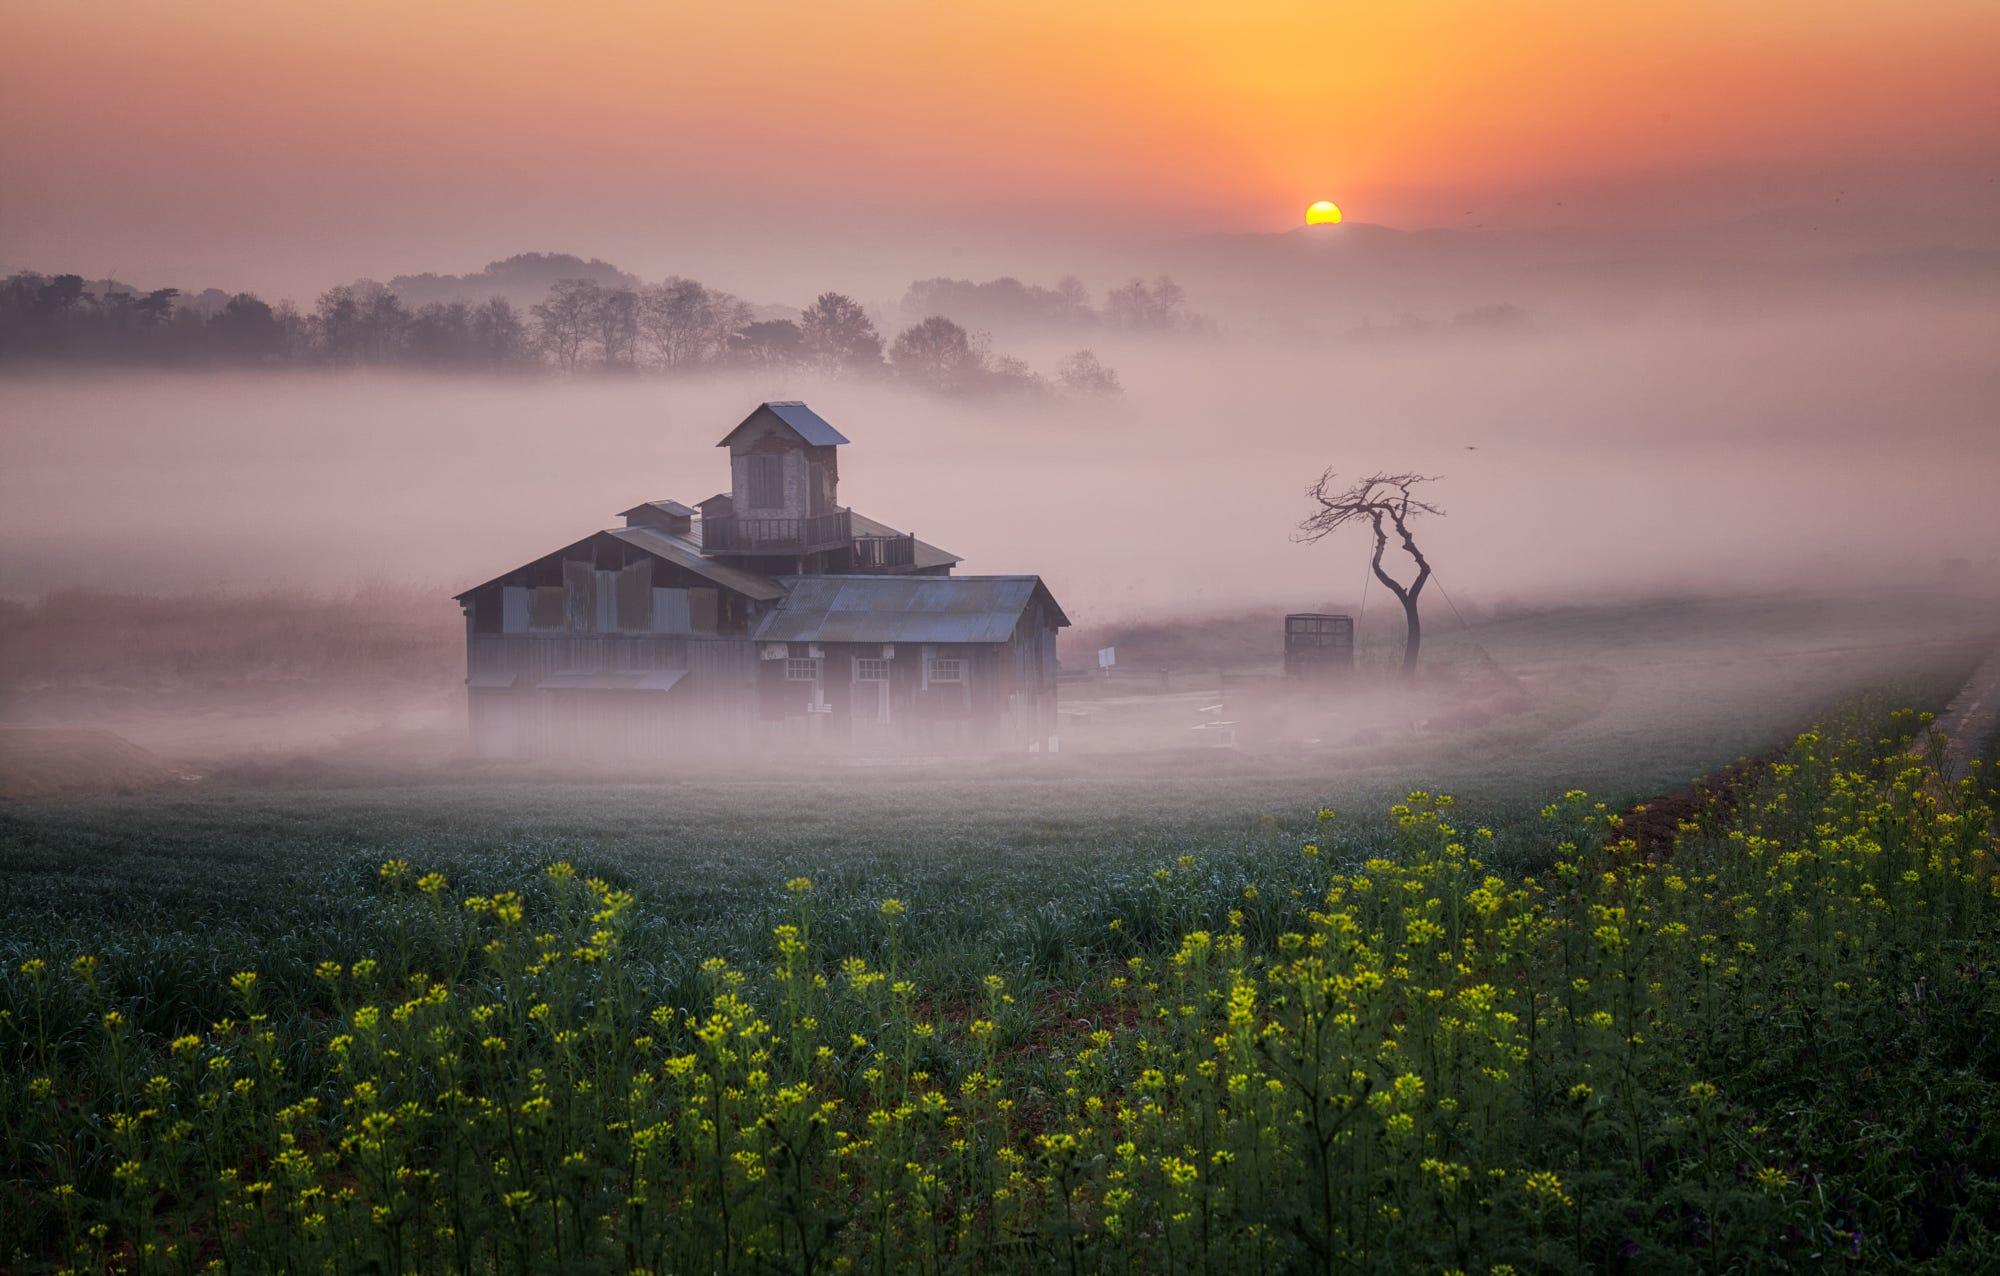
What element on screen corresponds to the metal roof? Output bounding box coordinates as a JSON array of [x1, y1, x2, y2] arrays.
[[753, 575, 1067, 645], [607, 526, 786, 600], [847, 510, 962, 570], [539, 670, 687, 692], [716, 401, 850, 448], [617, 499, 694, 518], [453, 526, 785, 602]]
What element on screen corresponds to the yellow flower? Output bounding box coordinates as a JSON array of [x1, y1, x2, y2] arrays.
[[1753, 1166, 1790, 1193]]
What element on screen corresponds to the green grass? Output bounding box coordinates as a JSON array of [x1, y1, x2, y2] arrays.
[[3, 703, 1996, 1272]]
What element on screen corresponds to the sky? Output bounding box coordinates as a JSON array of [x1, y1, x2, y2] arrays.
[[4, 0, 1997, 302]]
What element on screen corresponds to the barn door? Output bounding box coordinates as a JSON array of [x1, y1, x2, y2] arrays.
[[850, 654, 891, 750]]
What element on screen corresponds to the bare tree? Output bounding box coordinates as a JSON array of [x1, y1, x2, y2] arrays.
[[889, 315, 985, 392], [531, 279, 600, 373], [639, 277, 750, 371], [1104, 275, 1189, 331], [469, 297, 530, 368], [1295, 472, 1443, 677], [1056, 348, 1121, 396], [592, 286, 640, 370], [798, 291, 884, 375], [728, 318, 803, 367]]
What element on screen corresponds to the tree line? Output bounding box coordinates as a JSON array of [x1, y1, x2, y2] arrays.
[[0, 270, 1123, 397], [901, 273, 1207, 336]]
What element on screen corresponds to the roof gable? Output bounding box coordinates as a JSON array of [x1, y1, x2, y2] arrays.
[[607, 526, 785, 600], [716, 401, 850, 449], [452, 527, 784, 602]]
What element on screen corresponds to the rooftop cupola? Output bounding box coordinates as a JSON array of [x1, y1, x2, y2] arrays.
[[714, 401, 847, 523], [617, 500, 694, 535]]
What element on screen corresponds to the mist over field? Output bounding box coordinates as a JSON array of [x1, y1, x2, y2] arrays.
[[5, 296, 1995, 619]]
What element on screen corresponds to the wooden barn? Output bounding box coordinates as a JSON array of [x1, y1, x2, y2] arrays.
[[453, 402, 1069, 759]]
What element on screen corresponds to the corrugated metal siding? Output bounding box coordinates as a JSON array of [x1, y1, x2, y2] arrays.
[[615, 560, 653, 630], [650, 589, 692, 634], [608, 526, 784, 600], [468, 635, 754, 683], [502, 586, 531, 633]]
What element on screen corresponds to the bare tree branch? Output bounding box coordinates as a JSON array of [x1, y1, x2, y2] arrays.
[[1294, 471, 1444, 676]]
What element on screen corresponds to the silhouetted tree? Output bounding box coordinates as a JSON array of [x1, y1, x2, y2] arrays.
[[985, 353, 1044, 396], [1295, 472, 1444, 677], [406, 302, 475, 365], [1056, 349, 1121, 396], [1104, 275, 1190, 331], [900, 275, 1096, 333], [210, 293, 284, 363], [355, 283, 409, 362], [132, 289, 179, 327], [592, 287, 641, 370], [313, 286, 364, 365], [729, 319, 803, 368], [531, 279, 599, 373], [798, 292, 883, 375], [36, 275, 87, 319], [469, 298, 530, 368], [889, 315, 985, 392], [639, 278, 748, 370]]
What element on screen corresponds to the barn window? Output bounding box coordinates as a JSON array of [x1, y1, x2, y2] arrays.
[[471, 589, 502, 634], [927, 657, 963, 683], [747, 454, 785, 509], [854, 658, 889, 682], [785, 657, 821, 682]]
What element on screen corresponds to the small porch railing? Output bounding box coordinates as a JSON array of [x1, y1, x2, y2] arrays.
[[704, 510, 852, 554], [851, 533, 916, 570]]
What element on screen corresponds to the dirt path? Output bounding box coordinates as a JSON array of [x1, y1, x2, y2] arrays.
[[1937, 640, 2000, 779]]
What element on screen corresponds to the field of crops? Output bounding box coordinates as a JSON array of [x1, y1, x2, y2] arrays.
[[3, 702, 1996, 1272]]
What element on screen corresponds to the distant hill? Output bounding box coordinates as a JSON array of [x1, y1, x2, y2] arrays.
[[899, 275, 1096, 333], [385, 253, 642, 309], [381, 253, 797, 322], [1157, 210, 2000, 331]]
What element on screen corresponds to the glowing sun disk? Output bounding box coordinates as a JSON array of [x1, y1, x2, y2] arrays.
[[1305, 199, 1342, 226]]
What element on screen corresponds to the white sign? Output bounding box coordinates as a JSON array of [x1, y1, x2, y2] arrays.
[[1097, 646, 1116, 669]]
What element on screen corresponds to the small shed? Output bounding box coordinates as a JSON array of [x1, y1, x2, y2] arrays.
[[1284, 613, 1355, 679]]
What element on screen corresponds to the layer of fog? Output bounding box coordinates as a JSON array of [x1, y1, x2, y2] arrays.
[[3, 300, 1995, 623]]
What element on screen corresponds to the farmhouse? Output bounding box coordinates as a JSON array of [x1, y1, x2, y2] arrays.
[[453, 402, 1068, 759]]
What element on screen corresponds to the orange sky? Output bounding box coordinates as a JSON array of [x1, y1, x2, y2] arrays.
[[3, 0, 1995, 298]]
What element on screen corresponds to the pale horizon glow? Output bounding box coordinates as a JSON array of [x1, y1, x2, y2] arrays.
[[3, 1, 1997, 301]]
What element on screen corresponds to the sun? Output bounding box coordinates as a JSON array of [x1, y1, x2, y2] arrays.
[[1305, 200, 1343, 226]]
